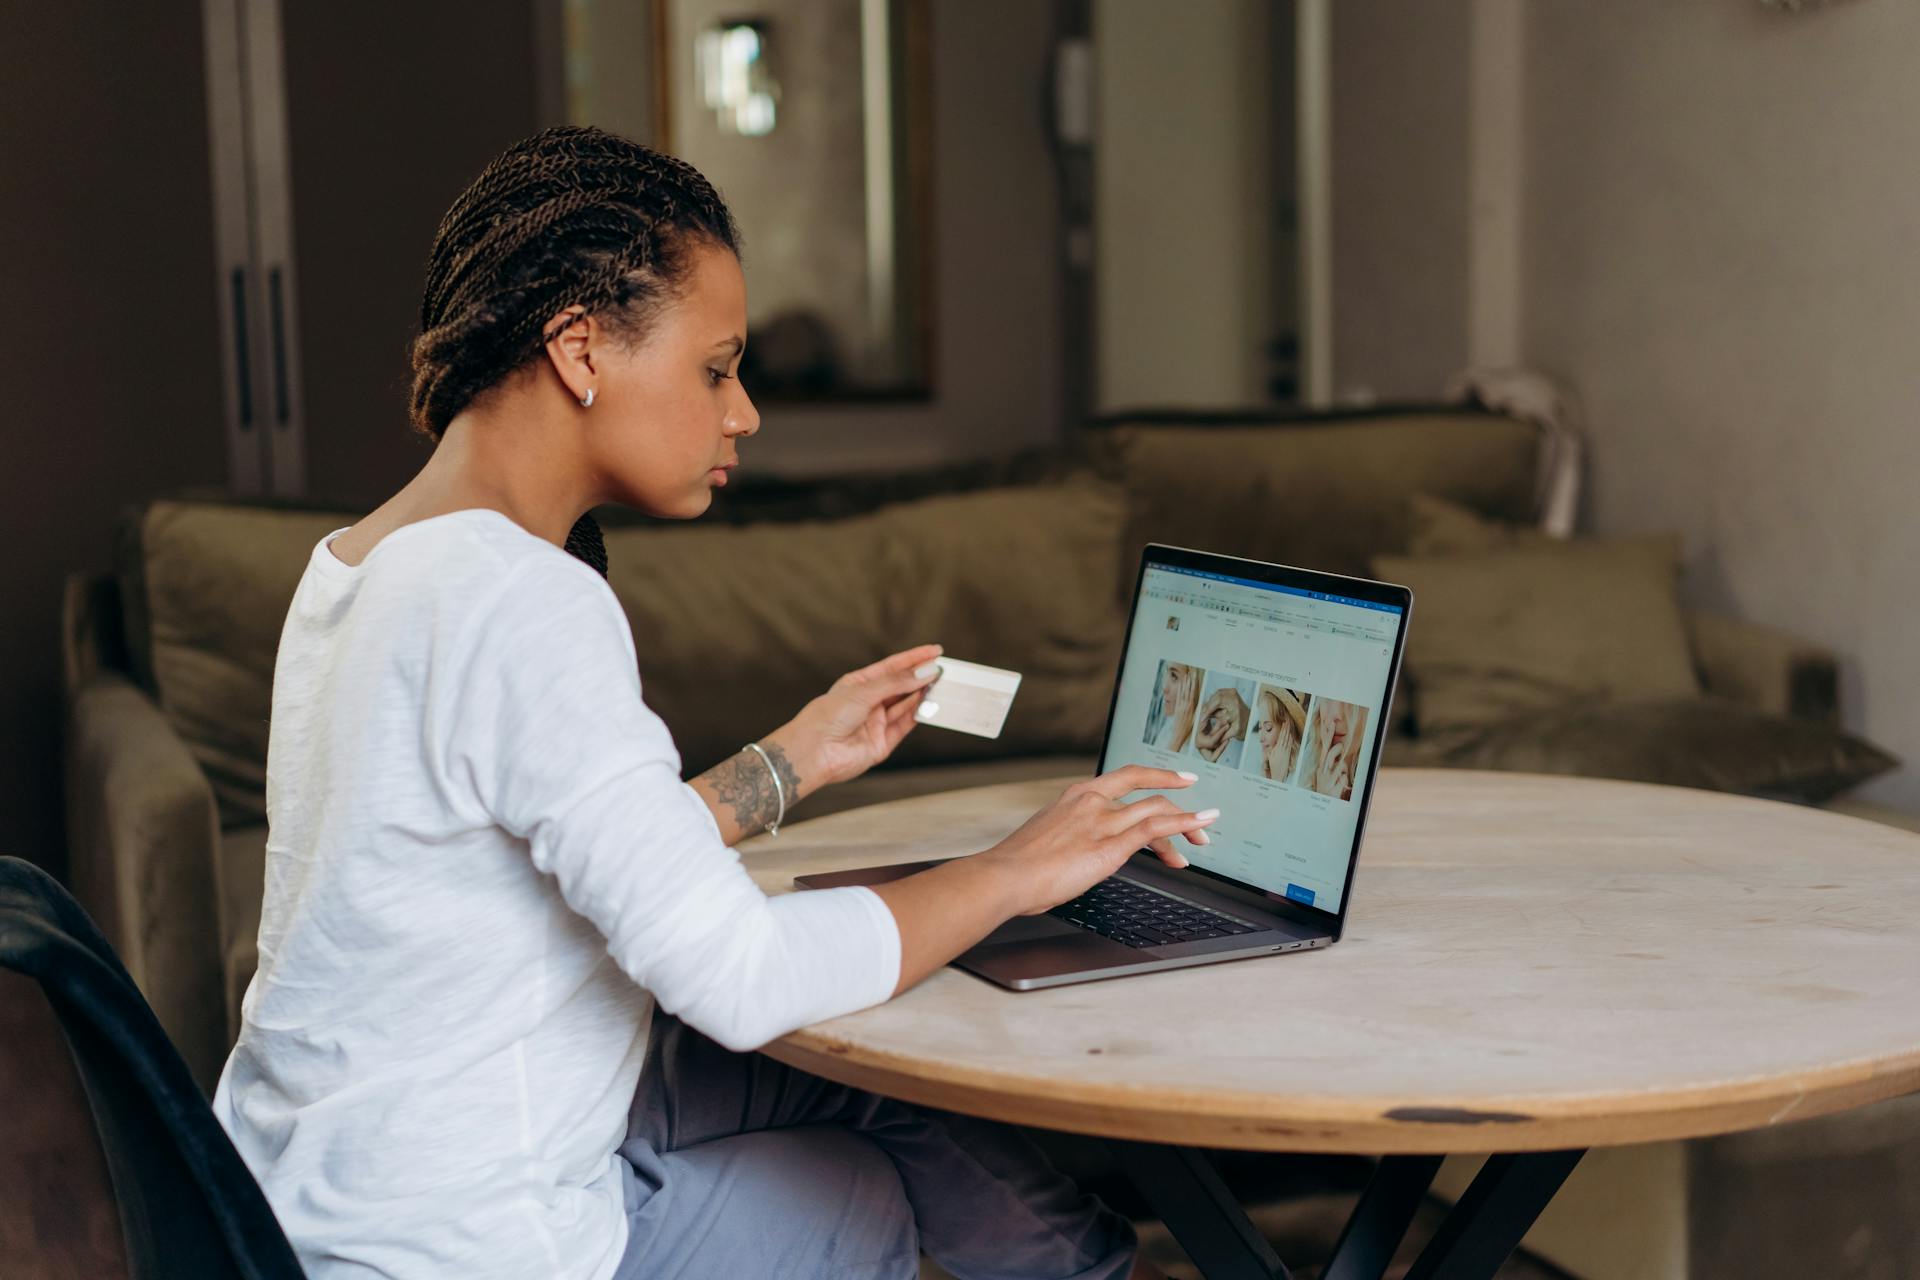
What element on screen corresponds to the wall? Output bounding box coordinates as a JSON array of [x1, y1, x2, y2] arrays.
[[283, 0, 546, 510], [1520, 0, 1920, 808], [1328, 0, 1471, 404], [0, 5, 229, 879], [1092, 0, 1275, 412]]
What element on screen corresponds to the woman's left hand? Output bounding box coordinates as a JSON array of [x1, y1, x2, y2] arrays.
[[774, 643, 944, 789]]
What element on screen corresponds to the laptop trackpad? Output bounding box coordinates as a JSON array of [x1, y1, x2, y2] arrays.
[[987, 914, 1079, 944]]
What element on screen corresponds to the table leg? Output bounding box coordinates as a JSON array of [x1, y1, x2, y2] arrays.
[[1321, 1155, 1445, 1280], [1108, 1142, 1293, 1280], [1399, 1150, 1585, 1280], [1110, 1143, 1585, 1280]]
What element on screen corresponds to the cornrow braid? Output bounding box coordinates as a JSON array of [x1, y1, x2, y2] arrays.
[[408, 124, 740, 577]]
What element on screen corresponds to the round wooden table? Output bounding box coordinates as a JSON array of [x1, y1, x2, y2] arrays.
[[740, 769, 1920, 1280]]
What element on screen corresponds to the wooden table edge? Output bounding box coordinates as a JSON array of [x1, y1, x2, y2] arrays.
[[753, 770, 1920, 1154], [761, 1032, 1920, 1154]]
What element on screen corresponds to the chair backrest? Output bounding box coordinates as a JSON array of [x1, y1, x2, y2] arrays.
[[0, 856, 304, 1279]]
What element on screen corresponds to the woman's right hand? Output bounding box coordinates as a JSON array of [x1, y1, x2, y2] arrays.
[[1312, 739, 1351, 799], [869, 766, 1221, 996], [977, 766, 1219, 916]]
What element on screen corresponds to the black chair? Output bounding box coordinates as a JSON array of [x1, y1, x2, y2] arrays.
[[0, 855, 303, 1278]]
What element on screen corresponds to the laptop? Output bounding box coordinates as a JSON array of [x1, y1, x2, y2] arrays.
[[796, 543, 1414, 990]]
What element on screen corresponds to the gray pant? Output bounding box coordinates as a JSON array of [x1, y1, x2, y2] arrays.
[[612, 1013, 1139, 1280]]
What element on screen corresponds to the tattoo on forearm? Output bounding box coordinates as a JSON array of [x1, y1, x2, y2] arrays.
[[703, 741, 803, 836]]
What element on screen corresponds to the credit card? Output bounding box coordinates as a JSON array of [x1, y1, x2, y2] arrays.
[[913, 657, 1022, 739]]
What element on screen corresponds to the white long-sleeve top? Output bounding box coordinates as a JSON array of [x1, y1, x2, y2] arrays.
[[211, 508, 901, 1280]]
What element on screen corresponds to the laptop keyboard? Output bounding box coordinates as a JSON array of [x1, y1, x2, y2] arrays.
[[1047, 877, 1263, 949]]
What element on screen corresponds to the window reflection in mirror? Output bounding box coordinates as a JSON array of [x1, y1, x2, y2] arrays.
[[561, 0, 932, 402]]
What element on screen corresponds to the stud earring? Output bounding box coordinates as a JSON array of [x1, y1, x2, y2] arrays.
[[580, 387, 596, 408]]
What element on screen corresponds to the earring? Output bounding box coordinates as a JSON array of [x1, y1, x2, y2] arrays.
[[580, 387, 596, 408]]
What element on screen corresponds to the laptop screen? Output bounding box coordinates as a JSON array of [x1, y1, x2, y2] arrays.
[[1099, 557, 1406, 916]]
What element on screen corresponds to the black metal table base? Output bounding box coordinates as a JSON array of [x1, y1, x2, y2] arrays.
[[1110, 1143, 1585, 1280]]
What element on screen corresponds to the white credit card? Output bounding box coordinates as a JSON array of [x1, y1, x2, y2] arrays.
[[914, 657, 1023, 739]]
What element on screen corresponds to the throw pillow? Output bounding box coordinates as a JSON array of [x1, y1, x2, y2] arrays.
[[604, 478, 1129, 775], [1405, 491, 1555, 556], [1372, 536, 1700, 736], [1387, 491, 1564, 737], [1099, 413, 1543, 600]]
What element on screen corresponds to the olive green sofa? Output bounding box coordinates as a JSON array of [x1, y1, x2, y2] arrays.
[[63, 407, 1862, 1094]]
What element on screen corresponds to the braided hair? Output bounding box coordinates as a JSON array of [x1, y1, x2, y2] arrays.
[[408, 125, 741, 577]]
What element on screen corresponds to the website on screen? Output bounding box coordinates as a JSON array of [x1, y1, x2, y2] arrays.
[[1103, 563, 1402, 914]]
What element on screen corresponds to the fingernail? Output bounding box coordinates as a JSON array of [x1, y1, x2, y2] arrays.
[[1175, 853, 1191, 866], [914, 662, 941, 679], [1176, 770, 1198, 781], [1195, 808, 1220, 822], [917, 701, 940, 718], [1191, 830, 1210, 845]]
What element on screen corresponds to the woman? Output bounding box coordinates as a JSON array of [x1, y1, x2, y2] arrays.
[[1143, 661, 1202, 754], [210, 126, 1215, 1280], [1251, 687, 1307, 782]]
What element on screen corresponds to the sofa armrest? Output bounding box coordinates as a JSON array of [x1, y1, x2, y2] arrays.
[[62, 571, 133, 693], [63, 664, 229, 1096], [1683, 608, 1840, 726]]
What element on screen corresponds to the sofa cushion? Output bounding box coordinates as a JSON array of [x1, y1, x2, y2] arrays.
[[882, 483, 1129, 768], [1382, 696, 1897, 803], [1373, 536, 1699, 736], [129, 500, 354, 829], [1406, 490, 1553, 555], [1098, 411, 1544, 594], [602, 478, 1130, 775]]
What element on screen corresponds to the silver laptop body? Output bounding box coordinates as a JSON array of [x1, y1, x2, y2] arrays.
[[797, 543, 1413, 990]]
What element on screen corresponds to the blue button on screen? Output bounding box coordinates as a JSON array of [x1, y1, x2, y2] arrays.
[[1285, 884, 1316, 906]]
